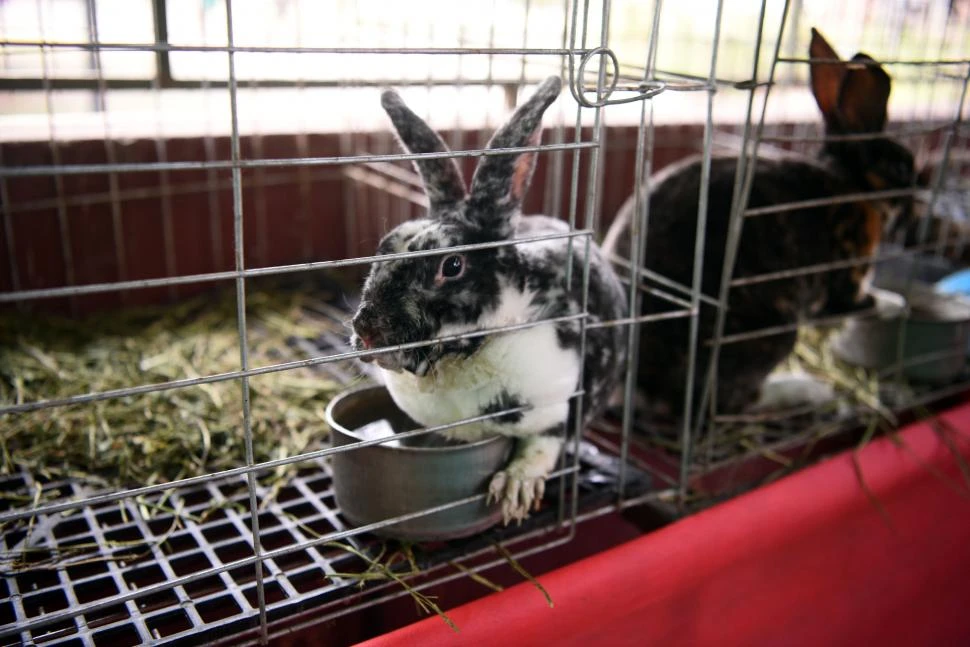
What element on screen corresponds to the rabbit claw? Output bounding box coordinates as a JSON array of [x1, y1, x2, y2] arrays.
[[487, 469, 547, 525], [486, 471, 506, 505]]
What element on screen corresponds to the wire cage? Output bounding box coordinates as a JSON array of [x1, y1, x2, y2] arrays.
[[607, 0, 970, 510], [1, 0, 969, 644]]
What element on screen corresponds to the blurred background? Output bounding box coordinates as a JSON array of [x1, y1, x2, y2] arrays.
[[2, 0, 967, 134]]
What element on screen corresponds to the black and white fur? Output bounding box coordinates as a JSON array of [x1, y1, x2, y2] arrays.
[[350, 76, 627, 524]]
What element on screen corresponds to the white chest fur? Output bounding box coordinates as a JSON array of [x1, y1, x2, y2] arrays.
[[381, 320, 580, 443]]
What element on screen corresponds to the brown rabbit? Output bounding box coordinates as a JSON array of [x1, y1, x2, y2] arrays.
[[601, 28, 916, 425]]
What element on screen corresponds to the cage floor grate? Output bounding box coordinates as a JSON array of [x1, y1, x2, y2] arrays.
[[0, 283, 648, 644], [0, 438, 650, 646], [2, 459, 369, 645]]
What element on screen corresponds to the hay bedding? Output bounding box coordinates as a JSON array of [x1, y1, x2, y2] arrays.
[[631, 325, 916, 469], [0, 283, 356, 499], [0, 278, 922, 503]]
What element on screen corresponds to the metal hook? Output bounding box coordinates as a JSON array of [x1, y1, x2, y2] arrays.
[[568, 46, 667, 107]]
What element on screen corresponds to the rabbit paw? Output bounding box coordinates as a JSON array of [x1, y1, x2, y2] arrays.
[[752, 372, 835, 412], [486, 434, 562, 525], [487, 469, 547, 525]]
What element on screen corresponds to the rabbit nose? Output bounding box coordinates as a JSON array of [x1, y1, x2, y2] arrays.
[[352, 309, 383, 349]]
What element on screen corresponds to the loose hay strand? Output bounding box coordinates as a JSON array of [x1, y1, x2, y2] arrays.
[[494, 542, 553, 608], [930, 415, 970, 494], [450, 560, 505, 593], [2, 499, 185, 572], [324, 541, 459, 633]]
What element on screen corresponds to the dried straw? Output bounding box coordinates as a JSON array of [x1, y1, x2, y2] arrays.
[[0, 285, 353, 497]]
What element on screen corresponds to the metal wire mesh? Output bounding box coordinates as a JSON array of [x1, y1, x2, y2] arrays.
[[608, 0, 970, 509], [1, 0, 969, 643], [0, 1, 634, 643]]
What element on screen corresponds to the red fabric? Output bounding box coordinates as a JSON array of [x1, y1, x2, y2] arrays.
[[360, 404, 970, 647]]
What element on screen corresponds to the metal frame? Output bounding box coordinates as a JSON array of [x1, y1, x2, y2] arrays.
[[600, 0, 970, 508], [0, 1, 658, 644]]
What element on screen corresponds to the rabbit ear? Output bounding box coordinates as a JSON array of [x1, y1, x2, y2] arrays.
[[466, 76, 562, 236], [381, 90, 467, 211], [836, 53, 891, 133], [809, 27, 845, 128]]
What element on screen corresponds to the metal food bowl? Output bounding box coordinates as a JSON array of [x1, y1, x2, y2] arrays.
[[872, 245, 957, 288], [832, 286, 970, 384], [325, 384, 514, 541]]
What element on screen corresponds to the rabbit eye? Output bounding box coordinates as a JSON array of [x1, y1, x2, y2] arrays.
[[438, 254, 466, 281]]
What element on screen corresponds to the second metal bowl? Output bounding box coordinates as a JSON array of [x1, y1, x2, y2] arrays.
[[831, 286, 970, 383]]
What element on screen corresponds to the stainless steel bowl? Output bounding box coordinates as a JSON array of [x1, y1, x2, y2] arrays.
[[872, 246, 957, 289], [325, 384, 513, 541], [832, 286, 970, 383]]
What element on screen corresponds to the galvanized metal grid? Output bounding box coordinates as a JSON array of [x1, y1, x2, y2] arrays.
[[609, 0, 970, 506], [1, 0, 970, 643], [0, 0, 663, 643]]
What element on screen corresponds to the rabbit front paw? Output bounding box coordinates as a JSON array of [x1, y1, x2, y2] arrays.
[[486, 434, 563, 525], [487, 469, 547, 525], [751, 371, 835, 412]]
